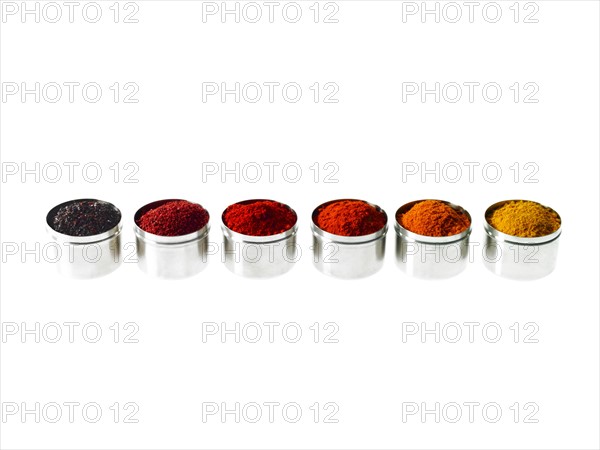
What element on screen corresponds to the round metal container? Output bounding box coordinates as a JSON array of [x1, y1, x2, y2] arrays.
[[46, 199, 122, 279], [221, 200, 298, 278], [483, 200, 561, 280], [395, 200, 471, 279], [311, 199, 388, 279], [134, 199, 210, 279]]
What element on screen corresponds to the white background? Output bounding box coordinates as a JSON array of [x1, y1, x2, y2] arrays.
[[1, 1, 599, 449]]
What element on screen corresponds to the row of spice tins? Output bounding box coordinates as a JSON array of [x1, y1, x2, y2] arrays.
[[45, 198, 562, 280]]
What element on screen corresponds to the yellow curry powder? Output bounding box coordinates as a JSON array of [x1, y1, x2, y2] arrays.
[[487, 200, 561, 238]]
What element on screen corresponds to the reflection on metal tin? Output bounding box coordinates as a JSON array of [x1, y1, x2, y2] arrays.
[[46, 198, 122, 279], [134, 199, 210, 279], [395, 200, 472, 279], [311, 199, 388, 279], [483, 200, 561, 280], [221, 199, 299, 278]]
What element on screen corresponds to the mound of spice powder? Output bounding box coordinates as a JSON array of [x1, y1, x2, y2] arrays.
[[487, 200, 560, 238], [315, 200, 386, 236], [398, 200, 470, 237], [137, 200, 209, 236], [51, 200, 121, 237], [223, 200, 297, 236]]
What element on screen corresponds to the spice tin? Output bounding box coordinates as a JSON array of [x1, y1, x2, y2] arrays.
[[46, 199, 122, 279], [483, 200, 561, 280], [395, 200, 471, 279], [311, 199, 388, 279], [134, 199, 210, 279], [221, 200, 299, 278]]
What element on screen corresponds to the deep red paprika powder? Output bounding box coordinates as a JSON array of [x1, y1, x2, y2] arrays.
[[223, 199, 297, 236], [315, 199, 387, 236], [137, 200, 209, 236]]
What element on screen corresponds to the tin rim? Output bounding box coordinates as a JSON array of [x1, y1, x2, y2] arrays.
[[221, 199, 298, 244], [46, 198, 123, 244], [394, 199, 472, 244], [311, 199, 388, 244], [134, 199, 210, 245], [484, 199, 562, 245]]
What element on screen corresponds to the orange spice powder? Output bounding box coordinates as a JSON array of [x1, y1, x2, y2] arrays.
[[398, 200, 470, 237]]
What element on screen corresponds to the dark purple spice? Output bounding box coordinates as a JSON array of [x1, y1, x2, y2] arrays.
[[51, 200, 121, 237]]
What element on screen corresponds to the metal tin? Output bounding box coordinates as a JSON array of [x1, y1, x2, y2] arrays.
[[311, 199, 388, 279], [395, 200, 471, 279], [483, 200, 561, 280], [46, 199, 122, 279], [134, 199, 210, 279], [221, 200, 299, 278]]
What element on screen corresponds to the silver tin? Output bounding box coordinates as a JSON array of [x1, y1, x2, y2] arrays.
[[483, 200, 561, 280], [46, 199, 122, 279], [311, 199, 388, 279], [221, 200, 298, 278], [395, 200, 471, 279], [134, 199, 210, 279]]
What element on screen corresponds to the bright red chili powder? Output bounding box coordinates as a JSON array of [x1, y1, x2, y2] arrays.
[[223, 200, 297, 236], [315, 200, 386, 236], [137, 200, 209, 236]]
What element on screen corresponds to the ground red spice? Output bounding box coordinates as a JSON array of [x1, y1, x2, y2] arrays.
[[398, 200, 470, 237], [315, 200, 386, 236], [137, 200, 209, 236], [223, 200, 297, 236]]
